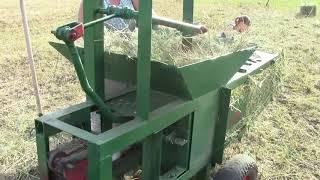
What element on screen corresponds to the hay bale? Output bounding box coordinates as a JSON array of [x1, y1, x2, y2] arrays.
[[300, 5, 317, 17]]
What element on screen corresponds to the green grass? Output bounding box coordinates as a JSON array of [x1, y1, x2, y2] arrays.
[[198, 0, 320, 10], [0, 0, 320, 179]]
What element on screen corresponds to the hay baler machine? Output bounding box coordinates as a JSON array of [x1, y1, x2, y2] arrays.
[[35, 1, 278, 180]]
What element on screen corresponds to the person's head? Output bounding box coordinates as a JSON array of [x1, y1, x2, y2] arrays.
[[233, 15, 251, 33]]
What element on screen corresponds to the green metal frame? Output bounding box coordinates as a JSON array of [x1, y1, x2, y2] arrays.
[[35, 0, 277, 180]]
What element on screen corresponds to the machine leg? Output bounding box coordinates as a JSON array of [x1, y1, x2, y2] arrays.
[[35, 122, 50, 180], [88, 143, 113, 180], [142, 132, 162, 180]]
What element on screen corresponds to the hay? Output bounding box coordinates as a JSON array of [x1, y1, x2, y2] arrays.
[[104, 27, 249, 66], [226, 60, 283, 144]]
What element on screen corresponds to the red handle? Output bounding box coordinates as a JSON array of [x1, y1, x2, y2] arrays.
[[69, 23, 84, 41]]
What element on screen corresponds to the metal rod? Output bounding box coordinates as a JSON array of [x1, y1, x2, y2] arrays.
[[183, 0, 194, 47], [65, 42, 116, 123], [20, 0, 43, 116], [152, 16, 206, 34], [100, 6, 207, 35], [84, 14, 117, 29]]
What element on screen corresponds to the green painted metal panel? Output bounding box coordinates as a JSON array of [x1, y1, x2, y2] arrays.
[[104, 55, 191, 99], [49, 42, 84, 63], [211, 88, 231, 164], [104, 48, 256, 99], [178, 47, 255, 98], [49, 43, 256, 100], [107, 90, 180, 117], [192, 166, 209, 180], [189, 91, 219, 169], [226, 51, 278, 89], [49, 44, 277, 95]]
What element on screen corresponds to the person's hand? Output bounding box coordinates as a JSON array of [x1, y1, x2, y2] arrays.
[[200, 25, 208, 33]]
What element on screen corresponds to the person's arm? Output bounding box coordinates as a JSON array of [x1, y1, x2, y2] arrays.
[[131, 0, 139, 10], [78, 0, 83, 22]]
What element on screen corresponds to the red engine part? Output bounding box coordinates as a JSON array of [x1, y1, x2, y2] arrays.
[[48, 139, 139, 180], [48, 139, 88, 180], [64, 160, 88, 180]]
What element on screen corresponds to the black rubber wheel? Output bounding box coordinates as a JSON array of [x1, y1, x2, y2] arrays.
[[212, 154, 258, 180]]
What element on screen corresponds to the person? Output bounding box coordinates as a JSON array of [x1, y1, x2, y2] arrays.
[[219, 15, 251, 42], [78, 0, 140, 31], [233, 15, 251, 33]]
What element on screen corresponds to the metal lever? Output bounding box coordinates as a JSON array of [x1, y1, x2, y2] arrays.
[[152, 16, 208, 34], [52, 23, 119, 124], [99, 6, 208, 35]]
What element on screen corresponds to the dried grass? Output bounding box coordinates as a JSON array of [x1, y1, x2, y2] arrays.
[[104, 28, 249, 66]]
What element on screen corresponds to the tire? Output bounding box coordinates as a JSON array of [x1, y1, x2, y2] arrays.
[[212, 154, 258, 180]]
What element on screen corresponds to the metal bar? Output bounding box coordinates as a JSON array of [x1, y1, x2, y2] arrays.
[[183, 0, 194, 23], [136, 2, 162, 177], [35, 122, 49, 180], [100, 6, 205, 35], [97, 99, 196, 155], [88, 143, 113, 180], [42, 117, 98, 143], [65, 42, 116, 123], [20, 0, 43, 116], [143, 132, 163, 180], [136, 2, 157, 177], [152, 16, 206, 35], [83, 0, 111, 131], [84, 14, 117, 29], [182, 0, 194, 47], [36, 102, 91, 136], [137, 0, 152, 120], [49, 101, 92, 119]]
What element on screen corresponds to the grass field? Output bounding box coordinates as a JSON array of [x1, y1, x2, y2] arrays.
[[0, 0, 319, 179]]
